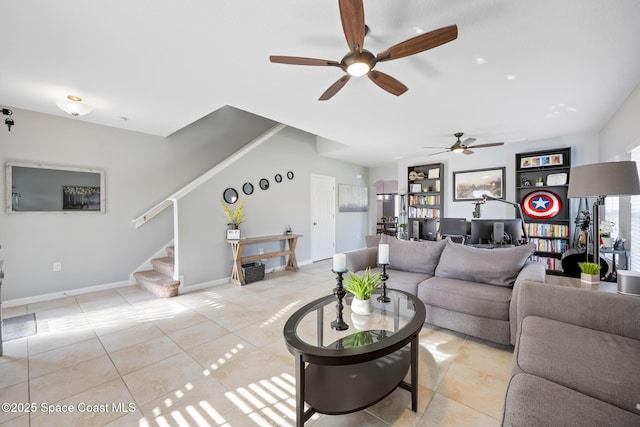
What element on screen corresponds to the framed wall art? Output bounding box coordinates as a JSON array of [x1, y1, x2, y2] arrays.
[[338, 185, 368, 212], [453, 167, 505, 201]]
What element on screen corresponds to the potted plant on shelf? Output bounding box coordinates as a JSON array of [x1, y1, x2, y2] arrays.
[[343, 267, 382, 315], [579, 262, 601, 285], [600, 220, 615, 248]]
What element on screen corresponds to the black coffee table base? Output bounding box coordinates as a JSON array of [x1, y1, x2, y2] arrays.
[[295, 339, 419, 425]]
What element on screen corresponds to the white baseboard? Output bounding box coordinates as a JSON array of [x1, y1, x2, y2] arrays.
[[3, 258, 314, 307], [3, 279, 133, 308]]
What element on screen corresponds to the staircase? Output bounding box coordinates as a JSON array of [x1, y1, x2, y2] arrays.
[[134, 246, 180, 298]]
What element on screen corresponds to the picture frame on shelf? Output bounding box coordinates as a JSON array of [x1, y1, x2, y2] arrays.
[[410, 183, 422, 193], [520, 153, 564, 169], [453, 167, 505, 201]]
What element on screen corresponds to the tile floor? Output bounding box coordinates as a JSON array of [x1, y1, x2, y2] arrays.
[[0, 260, 513, 426]]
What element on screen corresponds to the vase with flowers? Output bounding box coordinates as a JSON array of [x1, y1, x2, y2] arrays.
[[221, 199, 246, 238]]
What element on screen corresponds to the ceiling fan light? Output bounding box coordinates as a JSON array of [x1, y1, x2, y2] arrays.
[[56, 95, 93, 116], [347, 62, 370, 77], [452, 147, 465, 153]]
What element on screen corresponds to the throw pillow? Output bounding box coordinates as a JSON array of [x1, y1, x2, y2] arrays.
[[435, 238, 535, 287], [381, 235, 446, 275]]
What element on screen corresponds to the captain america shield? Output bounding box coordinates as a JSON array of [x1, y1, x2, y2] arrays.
[[521, 190, 562, 219]]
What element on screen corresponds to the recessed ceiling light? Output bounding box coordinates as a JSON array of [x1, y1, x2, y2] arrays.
[[413, 27, 425, 34], [506, 74, 516, 81], [56, 95, 93, 116], [393, 156, 404, 160], [475, 57, 487, 65]]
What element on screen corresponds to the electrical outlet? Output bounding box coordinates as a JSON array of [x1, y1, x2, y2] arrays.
[[53, 262, 62, 272]]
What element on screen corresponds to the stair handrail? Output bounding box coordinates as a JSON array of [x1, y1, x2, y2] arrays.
[[132, 123, 286, 228]]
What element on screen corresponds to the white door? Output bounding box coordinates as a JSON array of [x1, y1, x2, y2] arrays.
[[310, 174, 336, 261]]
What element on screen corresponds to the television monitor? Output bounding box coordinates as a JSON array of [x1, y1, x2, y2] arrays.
[[469, 219, 524, 246], [421, 218, 439, 240], [439, 218, 468, 238], [410, 218, 439, 240]]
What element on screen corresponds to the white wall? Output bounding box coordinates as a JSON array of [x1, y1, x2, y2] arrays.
[[397, 134, 599, 224], [177, 126, 369, 287], [0, 106, 276, 300], [599, 81, 640, 244]]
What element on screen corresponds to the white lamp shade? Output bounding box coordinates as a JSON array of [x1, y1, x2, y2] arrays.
[[56, 98, 93, 116], [567, 161, 640, 198]]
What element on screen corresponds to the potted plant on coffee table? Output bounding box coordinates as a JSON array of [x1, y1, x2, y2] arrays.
[[343, 267, 381, 315], [579, 262, 601, 285]]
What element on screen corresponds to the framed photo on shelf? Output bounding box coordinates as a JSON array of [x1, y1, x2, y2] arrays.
[[410, 183, 422, 193], [226, 229, 241, 240], [453, 167, 505, 201], [520, 153, 563, 169]]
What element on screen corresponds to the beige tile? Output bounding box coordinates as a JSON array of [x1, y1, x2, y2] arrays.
[[99, 321, 165, 353], [152, 307, 210, 335], [455, 339, 513, 381], [0, 359, 28, 389], [75, 289, 129, 312], [366, 385, 435, 426], [410, 328, 463, 391], [187, 333, 257, 371], [420, 393, 500, 426], [234, 316, 287, 349], [0, 381, 29, 424], [109, 335, 182, 375], [437, 362, 509, 420], [28, 321, 97, 355], [138, 374, 236, 425], [29, 337, 106, 378], [2, 305, 27, 318], [168, 319, 230, 350], [0, 337, 28, 364], [313, 410, 389, 426], [122, 352, 205, 405], [199, 305, 266, 332], [29, 355, 120, 403], [0, 415, 30, 427], [212, 348, 293, 392], [29, 378, 138, 427]]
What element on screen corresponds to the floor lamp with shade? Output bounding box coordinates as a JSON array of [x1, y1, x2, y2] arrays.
[[567, 161, 640, 277]]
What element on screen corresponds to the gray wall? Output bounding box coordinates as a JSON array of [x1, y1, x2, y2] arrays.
[[177, 126, 369, 287], [0, 106, 277, 300]]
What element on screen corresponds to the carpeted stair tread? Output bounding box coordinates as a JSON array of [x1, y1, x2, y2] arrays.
[[151, 257, 175, 276], [166, 246, 175, 258], [134, 270, 180, 298]]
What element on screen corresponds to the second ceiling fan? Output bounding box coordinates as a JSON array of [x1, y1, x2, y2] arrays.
[[269, 0, 458, 100], [424, 133, 505, 156]]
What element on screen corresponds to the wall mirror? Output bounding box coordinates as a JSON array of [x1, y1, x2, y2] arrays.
[[6, 162, 106, 214], [223, 187, 238, 204]]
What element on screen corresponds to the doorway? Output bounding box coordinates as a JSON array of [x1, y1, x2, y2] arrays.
[[310, 174, 336, 261]]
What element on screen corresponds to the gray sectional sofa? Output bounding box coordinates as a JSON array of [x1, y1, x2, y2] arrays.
[[345, 235, 546, 345], [502, 281, 640, 426]]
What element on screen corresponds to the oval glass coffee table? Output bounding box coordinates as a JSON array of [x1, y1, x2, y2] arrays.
[[283, 289, 426, 426]]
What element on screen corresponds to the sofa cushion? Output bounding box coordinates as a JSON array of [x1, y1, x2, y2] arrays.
[[515, 316, 640, 415], [380, 235, 446, 275], [355, 267, 430, 296], [434, 239, 534, 287], [503, 373, 640, 426], [418, 277, 512, 320]]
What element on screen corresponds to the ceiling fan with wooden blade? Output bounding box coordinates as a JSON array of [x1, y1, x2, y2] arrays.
[[423, 132, 504, 156], [269, 0, 458, 100]]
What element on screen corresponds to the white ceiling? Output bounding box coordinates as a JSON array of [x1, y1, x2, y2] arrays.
[[2, 1, 640, 166]]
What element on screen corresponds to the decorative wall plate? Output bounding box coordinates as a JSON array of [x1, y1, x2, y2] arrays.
[[242, 182, 254, 195], [259, 178, 270, 190], [287, 171, 294, 180], [521, 190, 562, 219], [223, 188, 238, 204], [275, 174, 282, 183]]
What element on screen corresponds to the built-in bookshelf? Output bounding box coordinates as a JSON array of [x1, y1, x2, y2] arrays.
[[407, 163, 444, 221], [516, 147, 572, 274]]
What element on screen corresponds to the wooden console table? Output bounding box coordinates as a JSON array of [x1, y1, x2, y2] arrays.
[[226, 234, 302, 285]]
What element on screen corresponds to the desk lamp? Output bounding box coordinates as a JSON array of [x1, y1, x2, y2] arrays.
[[567, 161, 640, 275]]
